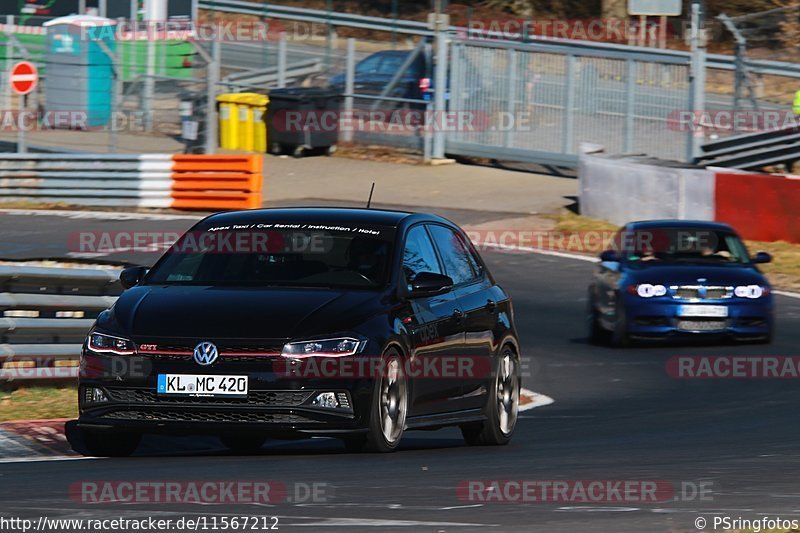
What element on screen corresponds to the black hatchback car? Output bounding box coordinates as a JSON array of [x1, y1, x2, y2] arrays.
[[71, 208, 521, 455]]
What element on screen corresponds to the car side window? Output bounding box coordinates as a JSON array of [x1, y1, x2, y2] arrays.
[[428, 225, 480, 285], [356, 54, 382, 74], [402, 225, 442, 284]]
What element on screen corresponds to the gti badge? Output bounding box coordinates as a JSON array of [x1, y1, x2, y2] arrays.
[[193, 341, 219, 366]]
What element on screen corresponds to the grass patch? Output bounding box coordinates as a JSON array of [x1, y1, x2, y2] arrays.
[[0, 384, 77, 422], [550, 211, 800, 291]]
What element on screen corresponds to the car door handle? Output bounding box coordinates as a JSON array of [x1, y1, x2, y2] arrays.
[[486, 299, 497, 312], [452, 309, 465, 322]]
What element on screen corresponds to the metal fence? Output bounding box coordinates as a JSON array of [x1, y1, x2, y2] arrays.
[[446, 38, 692, 166]]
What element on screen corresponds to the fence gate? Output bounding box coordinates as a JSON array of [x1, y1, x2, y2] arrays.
[[446, 39, 693, 166]]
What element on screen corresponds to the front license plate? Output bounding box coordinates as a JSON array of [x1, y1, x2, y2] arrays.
[[678, 305, 729, 318], [157, 374, 248, 397]]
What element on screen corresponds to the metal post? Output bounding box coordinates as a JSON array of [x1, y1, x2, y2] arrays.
[[99, 0, 108, 18], [131, 0, 139, 20], [391, 0, 398, 49], [624, 58, 635, 153], [4, 16, 13, 115], [277, 32, 287, 88], [432, 11, 448, 159], [504, 49, 516, 149], [144, 22, 155, 131], [325, 0, 333, 69], [342, 38, 355, 143], [79, 0, 87, 15], [205, 37, 220, 154], [687, 0, 706, 162], [97, 40, 119, 153], [18, 94, 26, 153], [562, 55, 576, 154]]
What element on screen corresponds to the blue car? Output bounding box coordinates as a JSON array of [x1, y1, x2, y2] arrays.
[[588, 220, 774, 345]]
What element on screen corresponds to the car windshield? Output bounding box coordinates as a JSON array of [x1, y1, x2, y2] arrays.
[[617, 227, 751, 267], [145, 223, 395, 289]]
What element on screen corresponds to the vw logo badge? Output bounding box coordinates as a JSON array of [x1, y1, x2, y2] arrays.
[[193, 341, 218, 366]]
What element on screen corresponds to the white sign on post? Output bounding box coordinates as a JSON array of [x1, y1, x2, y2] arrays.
[[628, 0, 682, 16]]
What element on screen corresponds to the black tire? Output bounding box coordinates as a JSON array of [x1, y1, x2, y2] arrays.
[[362, 348, 408, 453], [270, 142, 283, 155], [587, 293, 606, 344], [83, 430, 141, 457], [220, 434, 267, 454], [461, 347, 520, 446], [611, 295, 631, 347]]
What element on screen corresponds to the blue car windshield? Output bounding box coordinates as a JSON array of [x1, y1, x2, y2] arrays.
[[618, 228, 750, 267]]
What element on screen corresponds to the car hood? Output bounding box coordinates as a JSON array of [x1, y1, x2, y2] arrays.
[[106, 285, 387, 339], [624, 264, 768, 286]]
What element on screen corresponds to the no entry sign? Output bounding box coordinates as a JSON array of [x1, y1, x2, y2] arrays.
[[9, 61, 38, 96]]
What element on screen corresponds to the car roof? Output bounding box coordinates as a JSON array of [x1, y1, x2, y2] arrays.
[[200, 207, 432, 228], [626, 219, 735, 232]]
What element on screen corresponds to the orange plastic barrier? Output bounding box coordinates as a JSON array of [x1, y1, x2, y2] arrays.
[[169, 154, 263, 211], [715, 171, 800, 243]]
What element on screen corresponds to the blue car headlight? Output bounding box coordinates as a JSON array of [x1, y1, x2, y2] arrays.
[[734, 285, 769, 299], [629, 284, 668, 298]]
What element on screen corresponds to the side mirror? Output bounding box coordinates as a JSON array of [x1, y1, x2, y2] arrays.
[[409, 272, 454, 297], [752, 251, 772, 264], [600, 249, 620, 262], [119, 266, 148, 290]]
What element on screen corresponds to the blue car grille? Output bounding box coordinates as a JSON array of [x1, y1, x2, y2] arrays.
[[671, 286, 732, 301]]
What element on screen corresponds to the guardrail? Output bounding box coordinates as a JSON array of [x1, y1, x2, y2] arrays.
[[0, 153, 264, 210], [695, 125, 800, 170], [0, 266, 122, 381], [200, 0, 800, 79]]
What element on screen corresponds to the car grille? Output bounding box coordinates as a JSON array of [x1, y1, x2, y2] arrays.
[[134, 341, 284, 361], [106, 388, 312, 407], [672, 286, 731, 300], [100, 409, 321, 424], [677, 319, 729, 331]]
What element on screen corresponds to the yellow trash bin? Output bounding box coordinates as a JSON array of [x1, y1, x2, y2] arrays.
[[236, 93, 256, 152], [216, 93, 243, 150], [251, 94, 269, 153]]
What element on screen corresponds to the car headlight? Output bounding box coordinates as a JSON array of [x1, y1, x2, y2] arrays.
[[630, 284, 667, 298], [281, 337, 365, 359], [734, 285, 768, 299], [87, 332, 136, 355]]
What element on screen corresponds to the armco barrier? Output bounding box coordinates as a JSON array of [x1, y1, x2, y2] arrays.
[[715, 172, 800, 243], [579, 153, 715, 226], [0, 266, 122, 381], [0, 154, 263, 210]]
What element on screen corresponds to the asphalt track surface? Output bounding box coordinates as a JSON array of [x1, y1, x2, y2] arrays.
[[2, 210, 800, 532]]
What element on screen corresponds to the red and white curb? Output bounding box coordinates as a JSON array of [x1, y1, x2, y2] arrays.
[[0, 419, 85, 463]]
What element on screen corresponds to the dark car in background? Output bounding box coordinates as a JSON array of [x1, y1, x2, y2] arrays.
[[587, 220, 774, 346], [329, 50, 432, 107], [72, 208, 521, 456]]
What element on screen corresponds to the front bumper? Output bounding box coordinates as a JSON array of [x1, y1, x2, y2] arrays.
[[78, 352, 376, 437], [624, 297, 773, 339]]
